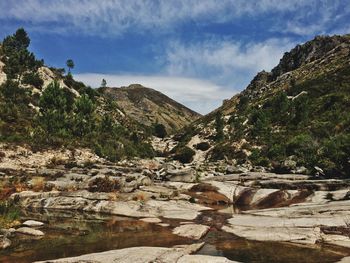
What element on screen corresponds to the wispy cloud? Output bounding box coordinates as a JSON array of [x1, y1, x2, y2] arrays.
[[0, 0, 347, 36], [75, 73, 233, 114], [164, 38, 297, 89], [74, 37, 297, 114]]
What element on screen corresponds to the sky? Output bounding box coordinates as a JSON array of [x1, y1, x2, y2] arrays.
[[0, 1, 349, 114]]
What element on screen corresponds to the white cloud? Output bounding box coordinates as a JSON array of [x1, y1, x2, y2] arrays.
[[0, 0, 347, 36], [164, 38, 297, 89], [74, 73, 234, 114], [75, 37, 298, 114]]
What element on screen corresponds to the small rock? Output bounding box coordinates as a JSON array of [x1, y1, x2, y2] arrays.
[[0, 236, 11, 249], [23, 220, 44, 227], [140, 217, 162, 223], [173, 224, 210, 240], [16, 227, 44, 236], [157, 223, 170, 227]]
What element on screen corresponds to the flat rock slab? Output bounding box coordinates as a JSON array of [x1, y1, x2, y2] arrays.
[[222, 200, 350, 246], [16, 227, 44, 236], [34, 243, 206, 263], [22, 220, 44, 227], [173, 224, 210, 240], [11, 191, 212, 221]]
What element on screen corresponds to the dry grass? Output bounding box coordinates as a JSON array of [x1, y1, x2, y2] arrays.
[[47, 156, 67, 168], [31, 176, 45, 192], [108, 192, 119, 201], [132, 192, 148, 202]]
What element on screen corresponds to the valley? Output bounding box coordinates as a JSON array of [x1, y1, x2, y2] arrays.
[[0, 28, 349, 263]]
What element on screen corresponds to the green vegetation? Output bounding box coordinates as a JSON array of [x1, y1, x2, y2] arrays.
[[173, 146, 195, 163], [66, 59, 74, 73], [194, 141, 210, 151], [226, 65, 350, 177], [0, 29, 155, 161], [153, 123, 167, 138], [215, 111, 224, 141], [0, 200, 20, 228]]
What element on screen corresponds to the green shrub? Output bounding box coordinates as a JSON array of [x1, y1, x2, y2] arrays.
[[173, 146, 195, 163], [249, 148, 270, 167], [22, 72, 43, 88], [153, 123, 167, 138], [194, 142, 210, 151], [0, 200, 20, 228]]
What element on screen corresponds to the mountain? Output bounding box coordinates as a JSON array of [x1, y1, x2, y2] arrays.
[[175, 34, 350, 177], [98, 85, 200, 133], [0, 28, 196, 161]]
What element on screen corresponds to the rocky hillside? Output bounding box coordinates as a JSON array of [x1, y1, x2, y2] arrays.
[[175, 34, 350, 177], [98, 85, 200, 133], [0, 28, 159, 161]]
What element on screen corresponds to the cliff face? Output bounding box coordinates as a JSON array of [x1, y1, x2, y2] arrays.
[[98, 84, 201, 133], [177, 34, 350, 177]]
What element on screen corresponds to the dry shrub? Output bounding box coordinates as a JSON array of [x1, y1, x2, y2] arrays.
[[88, 176, 120, 192], [31, 176, 45, 192], [108, 192, 119, 201], [14, 183, 27, 192], [0, 187, 16, 200], [132, 192, 148, 202], [47, 156, 67, 168]]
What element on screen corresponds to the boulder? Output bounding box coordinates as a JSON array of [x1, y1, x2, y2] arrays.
[[172, 224, 210, 240], [16, 227, 44, 236]]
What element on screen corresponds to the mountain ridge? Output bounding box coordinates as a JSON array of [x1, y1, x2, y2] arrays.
[[98, 84, 200, 133], [173, 33, 350, 177]]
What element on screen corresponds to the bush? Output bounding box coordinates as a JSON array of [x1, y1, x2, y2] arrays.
[[194, 142, 210, 151], [249, 148, 270, 167], [88, 176, 120, 192], [153, 123, 167, 138], [0, 200, 20, 228], [286, 134, 318, 166], [173, 146, 195, 163], [22, 72, 43, 88]]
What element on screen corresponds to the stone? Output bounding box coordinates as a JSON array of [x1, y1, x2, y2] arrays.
[[158, 223, 170, 227], [173, 224, 210, 240], [22, 220, 44, 227], [16, 227, 44, 236], [0, 236, 11, 249], [140, 217, 162, 223]]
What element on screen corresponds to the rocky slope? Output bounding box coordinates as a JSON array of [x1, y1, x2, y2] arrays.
[[176, 34, 350, 177], [0, 28, 199, 161], [98, 85, 200, 133]]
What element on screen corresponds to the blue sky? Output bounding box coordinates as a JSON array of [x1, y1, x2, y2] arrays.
[[0, 1, 349, 114]]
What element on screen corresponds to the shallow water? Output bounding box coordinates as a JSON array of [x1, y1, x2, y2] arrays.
[[0, 209, 348, 263]]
